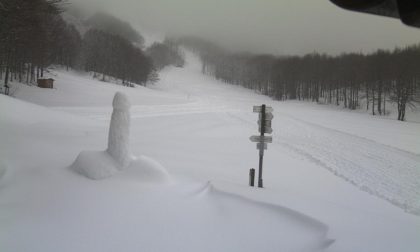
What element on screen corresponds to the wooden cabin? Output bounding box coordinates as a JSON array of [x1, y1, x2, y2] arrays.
[[37, 78, 54, 89]]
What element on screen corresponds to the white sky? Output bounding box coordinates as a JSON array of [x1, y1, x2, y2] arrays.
[[70, 0, 420, 55]]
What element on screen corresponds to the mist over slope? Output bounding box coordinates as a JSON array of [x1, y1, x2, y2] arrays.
[[86, 12, 145, 46]]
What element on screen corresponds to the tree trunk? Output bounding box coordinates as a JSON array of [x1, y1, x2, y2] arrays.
[[4, 65, 10, 86], [377, 82, 382, 115], [372, 88, 375, 115]]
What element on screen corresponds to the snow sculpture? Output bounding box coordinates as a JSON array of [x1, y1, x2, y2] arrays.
[[107, 92, 131, 169], [71, 92, 171, 183]]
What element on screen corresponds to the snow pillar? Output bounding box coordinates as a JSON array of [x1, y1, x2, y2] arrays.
[[107, 92, 131, 169]]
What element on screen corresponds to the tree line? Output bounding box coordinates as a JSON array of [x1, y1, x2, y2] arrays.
[[177, 37, 420, 121], [81, 29, 152, 86], [0, 0, 154, 91], [146, 39, 185, 70]]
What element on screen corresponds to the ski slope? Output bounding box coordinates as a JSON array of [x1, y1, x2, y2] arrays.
[[1, 51, 420, 252]]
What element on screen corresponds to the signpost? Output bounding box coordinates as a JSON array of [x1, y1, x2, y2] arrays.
[[256, 142, 267, 150], [249, 135, 272, 143], [253, 106, 273, 113], [250, 104, 273, 188], [258, 126, 273, 134]]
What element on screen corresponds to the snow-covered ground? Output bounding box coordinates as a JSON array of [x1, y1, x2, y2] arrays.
[[1, 51, 420, 252]]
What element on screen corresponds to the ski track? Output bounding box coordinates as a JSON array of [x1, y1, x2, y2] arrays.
[[227, 111, 420, 215], [53, 101, 239, 121]]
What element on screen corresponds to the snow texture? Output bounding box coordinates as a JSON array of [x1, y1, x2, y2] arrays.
[[272, 114, 420, 215], [107, 92, 131, 169], [125, 155, 172, 184], [71, 150, 120, 179]]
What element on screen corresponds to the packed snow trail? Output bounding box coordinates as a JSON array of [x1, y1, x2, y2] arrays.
[[272, 113, 420, 215], [55, 101, 236, 121]]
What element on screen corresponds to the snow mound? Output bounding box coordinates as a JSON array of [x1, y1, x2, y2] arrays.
[[71, 150, 120, 179], [71, 152, 171, 182], [118, 155, 172, 184]]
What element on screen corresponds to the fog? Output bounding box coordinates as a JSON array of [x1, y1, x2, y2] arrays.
[[70, 0, 420, 56]]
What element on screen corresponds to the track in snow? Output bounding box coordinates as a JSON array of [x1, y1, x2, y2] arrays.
[[228, 110, 420, 215], [54, 101, 240, 121]]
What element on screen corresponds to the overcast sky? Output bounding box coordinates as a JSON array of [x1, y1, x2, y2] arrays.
[[70, 0, 420, 56]]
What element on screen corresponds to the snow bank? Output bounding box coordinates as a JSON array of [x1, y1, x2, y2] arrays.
[[71, 152, 171, 183], [118, 155, 171, 183], [71, 150, 120, 179]]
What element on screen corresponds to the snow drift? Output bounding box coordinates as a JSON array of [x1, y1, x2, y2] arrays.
[[71, 150, 120, 179]]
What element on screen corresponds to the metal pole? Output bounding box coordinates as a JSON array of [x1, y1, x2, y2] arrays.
[[258, 104, 265, 188], [249, 168, 255, 187]]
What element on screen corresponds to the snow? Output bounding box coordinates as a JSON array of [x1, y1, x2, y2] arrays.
[[107, 92, 131, 169], [71, 150, 120, 179], [71, 151, 171, 182], [273, 113, 420, 215], [1, 50, 420, 252], [126, 155, 172, 184]]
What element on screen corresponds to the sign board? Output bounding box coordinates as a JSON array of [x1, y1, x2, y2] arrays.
[[259, 126, 273, 134], [257, 142, 267, 150], [253, 106, 273, 113], [259, 112, 274, 120], [258, 120, 272, 128], [249, 135, 273, 143]]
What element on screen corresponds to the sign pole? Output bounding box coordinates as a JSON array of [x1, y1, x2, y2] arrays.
[[249, 168, 255, 187], [258, 104, 265, 188], [251, 104, 273, 188]]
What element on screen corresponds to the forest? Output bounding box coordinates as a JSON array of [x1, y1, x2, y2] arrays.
[[0, 0, 157, 89], [146, 39, 185, 70], [178, 37, 420, 121]]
